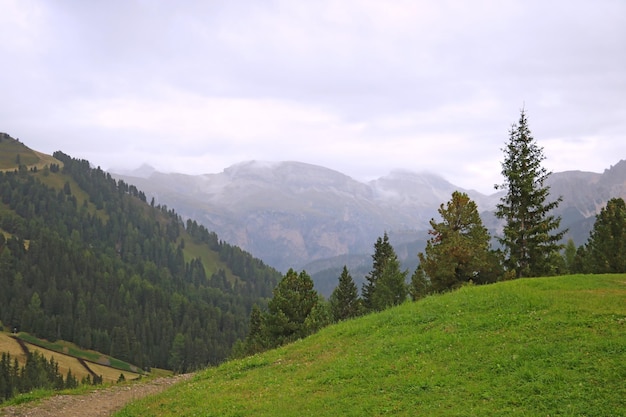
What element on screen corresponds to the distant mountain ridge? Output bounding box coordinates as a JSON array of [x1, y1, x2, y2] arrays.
[[112, 159, 626, 280]]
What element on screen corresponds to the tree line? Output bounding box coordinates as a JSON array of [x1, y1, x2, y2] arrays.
[[234, 110, 626, 357], [0, 350, 96, 404]]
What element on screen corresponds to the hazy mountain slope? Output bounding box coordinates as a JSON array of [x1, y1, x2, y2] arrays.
[[114, 162, 483, 272], [114, 159, 626, 276]]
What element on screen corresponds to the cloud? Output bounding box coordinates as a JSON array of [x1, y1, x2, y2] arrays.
[[0, 0, 625, 194]]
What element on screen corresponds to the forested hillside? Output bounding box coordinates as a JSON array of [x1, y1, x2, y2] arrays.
[[0, 135, 281, 371]]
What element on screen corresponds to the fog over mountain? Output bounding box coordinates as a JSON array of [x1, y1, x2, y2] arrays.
[[113, 159, 626, 292]]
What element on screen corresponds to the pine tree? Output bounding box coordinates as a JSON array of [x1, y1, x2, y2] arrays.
[[409, 265, 431, 301], [362, 233, 407, 312], [419, 191, 499, 291], [329, 266, 362, 321], [584, 197, 626, 273], [266, 269, 319, 345], [495, 110, 566, 277], [563, 238, 578, 273], [243, 304, 268, 354]]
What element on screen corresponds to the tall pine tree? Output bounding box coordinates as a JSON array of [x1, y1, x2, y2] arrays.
[[584, 197, 626, 273], [495, 110, 566, 277], [362, 233, 407, 312], [329, 266, 362, 321]]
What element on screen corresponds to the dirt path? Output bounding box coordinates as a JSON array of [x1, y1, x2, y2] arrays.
[[0, 373, 193, 417]]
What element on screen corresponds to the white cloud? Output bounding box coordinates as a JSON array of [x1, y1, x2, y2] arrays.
[[1, 0, 625, 194]]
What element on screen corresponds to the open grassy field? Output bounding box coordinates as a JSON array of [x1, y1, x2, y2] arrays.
[[0, 332, 143, 384], [116, 274, 626, 417], [17, 333, 144, 375], [0, 332, 27, 362], [0, 138, 40, 169], [25, 343, 95, 382]]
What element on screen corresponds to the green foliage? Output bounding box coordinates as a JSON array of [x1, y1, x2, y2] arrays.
[[0, 351, 73, 404], [362, 233, 408, 312], [236, 305, 268, 356], [582, 197, 626, 273], [236, 270, 332, 358], [303, 295, 332, 335], [0, 150, 281, 371], [409, 265, 431, 300], [329, 266, 362, 321], [115, 274, 626, 416], [418, 191, 500, 292], [562, 238, 577, 273], [266, 269, 320, 346], [495, 110, 566, 277], [16, 333, 138, 374]]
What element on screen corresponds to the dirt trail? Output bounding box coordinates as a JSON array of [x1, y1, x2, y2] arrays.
[[0, 373, 193, 417]]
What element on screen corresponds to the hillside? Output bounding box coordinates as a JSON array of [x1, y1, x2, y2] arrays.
[[116, 274, 625, 416], [0, 331, 142, 384], [0, 134, 282, 372], [0, 134, 59, 172]]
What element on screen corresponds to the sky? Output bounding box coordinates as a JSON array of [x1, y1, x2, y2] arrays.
[[1, 0, 625, 194]]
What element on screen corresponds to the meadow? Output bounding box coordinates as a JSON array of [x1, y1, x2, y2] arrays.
[[0, 332, 142, 384], [116, 274, 626, 416]]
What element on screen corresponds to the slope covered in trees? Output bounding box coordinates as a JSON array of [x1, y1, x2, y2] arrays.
[[0, 137, 281, 372]]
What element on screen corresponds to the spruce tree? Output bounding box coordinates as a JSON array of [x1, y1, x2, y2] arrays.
[[409, 265, 431, 301], [584, 197, 626, 273], [243, 304, 268, 354], [362, 233, 407, 311], [495, 110, 566, 277], [329, 266, 362, 321]]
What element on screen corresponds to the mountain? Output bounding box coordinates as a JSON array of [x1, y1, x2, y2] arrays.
[[114, 161, 502, 274], [113, 159, 626, 283], [0, 134, 281, 371]]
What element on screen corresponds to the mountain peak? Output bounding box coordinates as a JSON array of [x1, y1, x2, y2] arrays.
[[111, 164, 157, 178]]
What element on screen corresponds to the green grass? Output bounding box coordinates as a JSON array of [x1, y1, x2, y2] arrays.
[[116, 274, 626, 416], [17, 333, 144, 374], [0, 138, 39, 169]]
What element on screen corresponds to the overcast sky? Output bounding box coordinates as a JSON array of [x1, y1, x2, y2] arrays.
[[1, 0, 625, 193]]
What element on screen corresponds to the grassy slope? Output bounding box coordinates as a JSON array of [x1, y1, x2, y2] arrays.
[[0, 136, 59, 171], [0, 332, 143, 383], [117, 274, 626, 417]]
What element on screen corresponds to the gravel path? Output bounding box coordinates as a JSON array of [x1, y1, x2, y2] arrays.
[[0, 373, 193, 417]]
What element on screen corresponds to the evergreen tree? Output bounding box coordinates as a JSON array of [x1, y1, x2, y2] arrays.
[[584, 197, 626, 273], [242, 304, 268, 354], [303, 295, 332, 334], [266, 269, 319, 346], [563, 238, 578, 273], [329, 266, 362, 321], [495, 110, 566, 277], [362, 233, 407, 312], [65, 368, 78, 389], [409, 265, 431, 301], [419, 191, 499, 291]]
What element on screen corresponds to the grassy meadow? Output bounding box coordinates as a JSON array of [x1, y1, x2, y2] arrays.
[[116, 274, 625, 416], [0, 332, 143, 384]]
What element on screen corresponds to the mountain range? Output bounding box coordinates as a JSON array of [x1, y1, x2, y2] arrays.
[[113, 159, 626, 294]]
